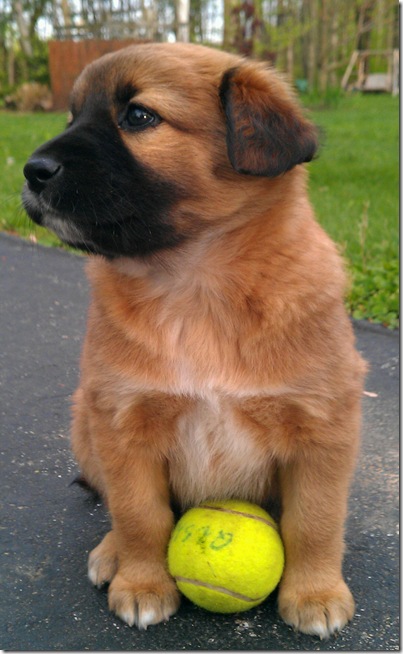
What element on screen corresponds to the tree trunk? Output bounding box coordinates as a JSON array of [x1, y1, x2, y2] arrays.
[[307, 0, 318, 90], [7, 46, 15, 86], [286, 40, 294, 80], [223, 0, 238, 51], [329, 3, 339, 87], [177, 0, 190, 42], [61, 0, 72, 26], [319, 0, 329, 93], [13, 0, 33, 58]]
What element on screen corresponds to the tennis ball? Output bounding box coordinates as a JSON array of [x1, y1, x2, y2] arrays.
[[167, 499, 284, 613]]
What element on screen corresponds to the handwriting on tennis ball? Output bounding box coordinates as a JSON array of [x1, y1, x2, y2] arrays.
[[171, 523, 234, 551]]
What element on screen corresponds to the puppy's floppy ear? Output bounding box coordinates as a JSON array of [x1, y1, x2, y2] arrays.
[[219, 64, 318, 177]]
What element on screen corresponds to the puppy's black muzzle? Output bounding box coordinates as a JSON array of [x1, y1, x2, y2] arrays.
[[22, 118, 185, 258]]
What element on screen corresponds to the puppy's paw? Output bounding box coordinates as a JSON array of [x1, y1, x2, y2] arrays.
[[88, 531, 118, 587], [108, 570, 180, 629], [278, 579, 355, 639]]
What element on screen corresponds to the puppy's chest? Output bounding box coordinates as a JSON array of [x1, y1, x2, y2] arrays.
[[168, 396, 273, 508]]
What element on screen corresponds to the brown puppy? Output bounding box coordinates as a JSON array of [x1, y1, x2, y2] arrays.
[[22, 43, 366, 637]]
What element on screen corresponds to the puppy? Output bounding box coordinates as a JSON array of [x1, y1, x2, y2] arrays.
[[22, 43, 366, 637]]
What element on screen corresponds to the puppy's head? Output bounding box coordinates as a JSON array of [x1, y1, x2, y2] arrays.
[[22, 43, 317, 258]]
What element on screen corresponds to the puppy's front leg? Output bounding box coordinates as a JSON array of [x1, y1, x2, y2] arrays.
[[278, 411, 360, 639], [85, 398, 181, 630]]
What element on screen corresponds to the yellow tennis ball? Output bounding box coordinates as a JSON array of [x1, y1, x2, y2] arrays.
[[167, 499, 284, 613]]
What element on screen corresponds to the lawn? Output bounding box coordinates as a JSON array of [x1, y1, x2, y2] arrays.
[[308, 93, 399, 329], [0, 93, 399, 328], [0, 111, 67, 246]]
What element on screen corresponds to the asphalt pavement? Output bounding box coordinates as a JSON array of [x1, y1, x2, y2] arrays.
[[1, 233, 399, 651]]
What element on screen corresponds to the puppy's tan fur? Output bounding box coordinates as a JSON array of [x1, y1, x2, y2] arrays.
[[47, 44, 365, 635]]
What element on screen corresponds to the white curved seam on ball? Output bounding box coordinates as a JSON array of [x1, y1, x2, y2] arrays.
[[175, 575, 268, 602], [201, 505, 278, 531]]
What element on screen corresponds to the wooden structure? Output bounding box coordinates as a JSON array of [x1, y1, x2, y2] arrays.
[[341, 49, 399, 95], [48, 39, 147, 110]]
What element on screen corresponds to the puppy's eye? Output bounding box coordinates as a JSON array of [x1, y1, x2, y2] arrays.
[[122, 105, 158, 131]]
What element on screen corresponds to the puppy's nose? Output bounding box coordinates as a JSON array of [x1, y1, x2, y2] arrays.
[[24, 157, 62, 191]]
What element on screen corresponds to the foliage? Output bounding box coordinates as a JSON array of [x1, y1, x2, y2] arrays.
[[10, 38, 50, 89], [0, 6, 50, 101], [0, 0, 399, 94], [347, 259, 399, 330], [300, 85, 346, 110], [26, 37, 50, 85]]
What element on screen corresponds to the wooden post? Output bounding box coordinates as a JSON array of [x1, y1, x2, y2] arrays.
[[357, 53, 366, 89], [392, 49, 399, 96], [341, 50, 359, 90]]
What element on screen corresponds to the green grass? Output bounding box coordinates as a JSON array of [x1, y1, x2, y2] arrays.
[[307, 94, 399, 328], [0, 94, 399, 328], [0, 111, 67, 247]]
